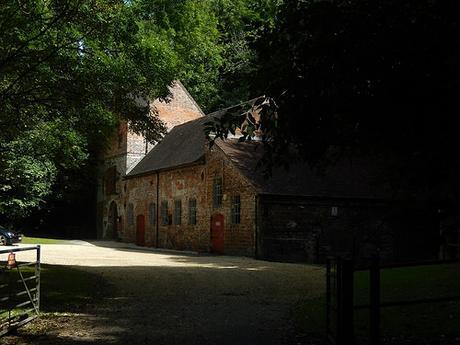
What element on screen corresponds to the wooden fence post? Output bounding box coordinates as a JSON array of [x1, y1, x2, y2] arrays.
[[369, 255, 380, 345], [337, 257, 354, 345], [326, 258, 331, 335]]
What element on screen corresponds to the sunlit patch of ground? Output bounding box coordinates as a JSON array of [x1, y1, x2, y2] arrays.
[[1, 241, 326, 345]]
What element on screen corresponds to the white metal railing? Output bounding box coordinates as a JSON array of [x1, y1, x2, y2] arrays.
[[0, 246, 40, 336]]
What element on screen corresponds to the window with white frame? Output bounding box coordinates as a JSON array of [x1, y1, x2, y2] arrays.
[[231, 195, 241, 224]]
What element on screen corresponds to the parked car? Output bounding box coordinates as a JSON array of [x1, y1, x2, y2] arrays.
[[0, 226, 22, 245]]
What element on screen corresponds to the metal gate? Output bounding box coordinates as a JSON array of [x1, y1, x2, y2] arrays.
[[0, 246, 41, 336], [326, 256, 354, 345], [326, 255, 460, 345]]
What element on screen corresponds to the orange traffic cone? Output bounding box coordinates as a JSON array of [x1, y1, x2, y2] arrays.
[[7, 252, 16, 269]]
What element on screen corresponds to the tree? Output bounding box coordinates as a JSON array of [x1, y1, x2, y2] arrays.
[[134, 0, 280, 112], [206, 0, 280, 110], [0, 0, 279, 225], [210, 0, 460, 206], [0, 0, 177, 221]]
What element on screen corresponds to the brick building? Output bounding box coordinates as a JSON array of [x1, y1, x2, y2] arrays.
[[97, 83, 439, 262], [96, 81, 204, 240]]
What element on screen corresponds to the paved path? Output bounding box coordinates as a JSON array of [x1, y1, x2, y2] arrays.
[[1, 241, 325, 345]]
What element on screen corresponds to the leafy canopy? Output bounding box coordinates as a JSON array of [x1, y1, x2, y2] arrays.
[[0, 0, 177, 220], [211, 0, 460, 205], [133, 0, 280, 111], [0, 0, 279, 222]]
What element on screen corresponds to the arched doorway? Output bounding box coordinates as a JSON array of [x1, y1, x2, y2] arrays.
[[108, 201, 119, 240]]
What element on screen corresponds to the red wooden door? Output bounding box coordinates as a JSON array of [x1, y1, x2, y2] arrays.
[[136, 215, 145, 246], [211, 214, 224, 253]]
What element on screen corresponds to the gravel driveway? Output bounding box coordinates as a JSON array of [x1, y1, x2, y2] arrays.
[[1, 241, 325, 345]]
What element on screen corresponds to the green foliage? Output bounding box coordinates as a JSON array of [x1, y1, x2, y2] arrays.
[[133, 0, 222, 111], [134, 0, 280, 111], [0, 0, 177, 221], [15, 264, 110, 313], [0, 0, 280, 222], [21, 236, 68, 244], [295, 264, 460, 338], [210, 0, 460, 204]]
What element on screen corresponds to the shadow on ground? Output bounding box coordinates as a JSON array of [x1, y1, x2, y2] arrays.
[[2, 251, 327, 345], [3, 242, 459, 345]]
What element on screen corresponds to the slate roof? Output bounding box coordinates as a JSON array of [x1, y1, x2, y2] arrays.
[[126, 99, 259, 177], [127, 116, 208, 177], [127, 99, 386, 199]]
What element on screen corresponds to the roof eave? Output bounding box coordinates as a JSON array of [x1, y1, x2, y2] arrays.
[[124, 156, 206, 179]]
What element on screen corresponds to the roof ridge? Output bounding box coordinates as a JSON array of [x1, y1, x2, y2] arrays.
[[167, 115, 207, 130], [205, 96, 264, 118], [126, 97, 264, 178]]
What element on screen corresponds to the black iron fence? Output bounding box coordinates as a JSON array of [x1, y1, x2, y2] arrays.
[[0, 246, 41, 336], [326, 255, 460, 345], [326, 257, 354, 344]]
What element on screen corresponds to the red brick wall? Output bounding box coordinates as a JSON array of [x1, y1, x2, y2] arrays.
[[97, 82, 203, 239], [117, 145, 258, 257], [205, 146, 257, 256], [122, 175, 158, 246], [157, 164, 210, 252]]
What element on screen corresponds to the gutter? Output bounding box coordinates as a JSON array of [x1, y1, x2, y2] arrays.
[[156, 172, 160, 247], [254, 195, 259, 259], [124, 156, 206, 180], [257, 192, 388, 203]]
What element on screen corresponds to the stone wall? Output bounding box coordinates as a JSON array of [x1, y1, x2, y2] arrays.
[[257, 195, 439, 263], [126, 130, 150, 173]]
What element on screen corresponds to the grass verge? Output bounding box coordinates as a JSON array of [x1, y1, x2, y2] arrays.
[[39, 264, 111, 313], [294, 263, 460, 340], [354, 263, 460, 337], [21, 237, 69, 245], [1, 265, 112, 343]]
